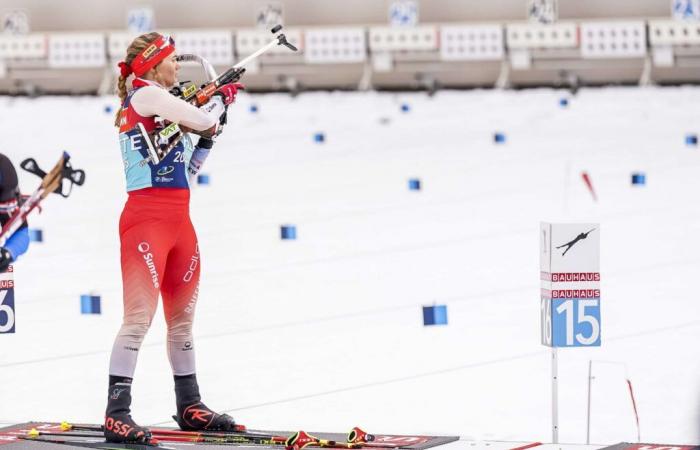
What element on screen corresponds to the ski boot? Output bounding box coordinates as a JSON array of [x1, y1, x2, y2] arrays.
[[173, 374, 238, 431], [104, 377, 152, 443]]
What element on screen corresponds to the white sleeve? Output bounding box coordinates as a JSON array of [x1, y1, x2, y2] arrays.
[[130, 86, 225, 131]]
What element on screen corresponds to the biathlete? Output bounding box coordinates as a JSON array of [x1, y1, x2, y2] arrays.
[[107, 32, 243, 443]]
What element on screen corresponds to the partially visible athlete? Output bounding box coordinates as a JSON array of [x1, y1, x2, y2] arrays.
[[0, 153, 30, 272]]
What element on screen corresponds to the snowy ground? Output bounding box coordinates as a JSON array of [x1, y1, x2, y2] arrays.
[[0, 87, 698, 448]]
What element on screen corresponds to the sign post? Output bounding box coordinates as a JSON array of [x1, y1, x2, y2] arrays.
[[256, 2, 284, 29], [528, 0, 558, 24], [389, 0, 419, 27], [1, 10, 30, 35], [540, 223, 601, 443], [127, 7, 155, 34], [672, 0, 700, 20]]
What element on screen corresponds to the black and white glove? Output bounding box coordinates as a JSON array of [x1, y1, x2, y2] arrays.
[[0, 247, 13, 272]]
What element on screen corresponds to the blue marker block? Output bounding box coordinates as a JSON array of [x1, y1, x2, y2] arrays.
[[29, 228, 43, 242], [80, 294, 102, 315], [631, 173, 646, 186], [197, 174, 210, 185], [686, 134, 697, 146], [493, 132, 506, 144], [559, 98, 569, 108], [104, 105, 113, 114], [423, 305, 448, 326], [280, 225, 297, 240], [408, 178, 421, 191], [249, 104, 259, 113], [400, 103, 411, 113], [314, 133, 325, 143]]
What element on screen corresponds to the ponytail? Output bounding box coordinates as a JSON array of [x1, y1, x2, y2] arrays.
[[113, 75, 128, 128]]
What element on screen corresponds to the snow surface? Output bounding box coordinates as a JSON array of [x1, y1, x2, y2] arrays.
[[0, 87, 698, 448]]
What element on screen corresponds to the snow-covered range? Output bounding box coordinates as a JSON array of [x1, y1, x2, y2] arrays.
[[0, 87, 698, 447]]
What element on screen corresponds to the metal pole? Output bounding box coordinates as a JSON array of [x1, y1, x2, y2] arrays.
[[586, 359, 593, 444], [552, 347, 559, 443]]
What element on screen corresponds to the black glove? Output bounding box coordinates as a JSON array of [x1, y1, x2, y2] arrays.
[[0, 247, 13, 272], [197, 137, 215, 150]]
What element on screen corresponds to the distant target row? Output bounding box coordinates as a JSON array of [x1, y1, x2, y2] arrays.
[[79, 291, 448, 328], [78, 292, 450, 328], [494, 131, 699, 148]]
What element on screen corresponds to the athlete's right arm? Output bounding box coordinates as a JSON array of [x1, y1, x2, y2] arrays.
[[130, 86, 225, 132]]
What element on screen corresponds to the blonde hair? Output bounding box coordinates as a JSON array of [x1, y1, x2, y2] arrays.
[[114, 32, 161, 127]]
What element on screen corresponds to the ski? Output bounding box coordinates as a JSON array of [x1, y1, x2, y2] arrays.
[[62, 421, 248, 435], [63, 420, 285, 443], [18, 435, 172, 450], [0, 152, 85, 247], [57, 427, 285, 447]]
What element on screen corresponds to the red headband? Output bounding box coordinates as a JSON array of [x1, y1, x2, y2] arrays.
[[118, 34, 175, 78]]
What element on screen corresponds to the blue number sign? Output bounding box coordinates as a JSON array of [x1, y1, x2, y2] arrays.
[[542, 297, 601, 347]]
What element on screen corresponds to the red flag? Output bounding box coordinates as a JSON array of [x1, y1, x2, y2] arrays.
[[581, 171, 597, 202]]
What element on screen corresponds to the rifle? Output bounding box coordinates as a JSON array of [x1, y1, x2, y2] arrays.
[[171, 24, 298, 106], [138, 25, 297, 164]]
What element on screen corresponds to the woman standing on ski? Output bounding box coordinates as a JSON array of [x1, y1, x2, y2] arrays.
[[107, 32, 243, 443]]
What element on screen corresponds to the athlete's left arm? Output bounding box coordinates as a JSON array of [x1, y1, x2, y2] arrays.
[[187, 137, 214, 183]]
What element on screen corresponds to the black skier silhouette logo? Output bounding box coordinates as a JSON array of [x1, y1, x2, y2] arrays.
[[556, 228, 596, 256]]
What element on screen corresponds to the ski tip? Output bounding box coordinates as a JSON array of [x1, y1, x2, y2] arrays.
[[348, 427, 374, 444], [60, 421, 72, 431], [62, 151, 71, 161], [27, 428, 39, 438]]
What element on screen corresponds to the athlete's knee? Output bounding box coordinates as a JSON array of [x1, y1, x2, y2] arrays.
[[117, 320, 152, 342], [166, 318, 193, 340]]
